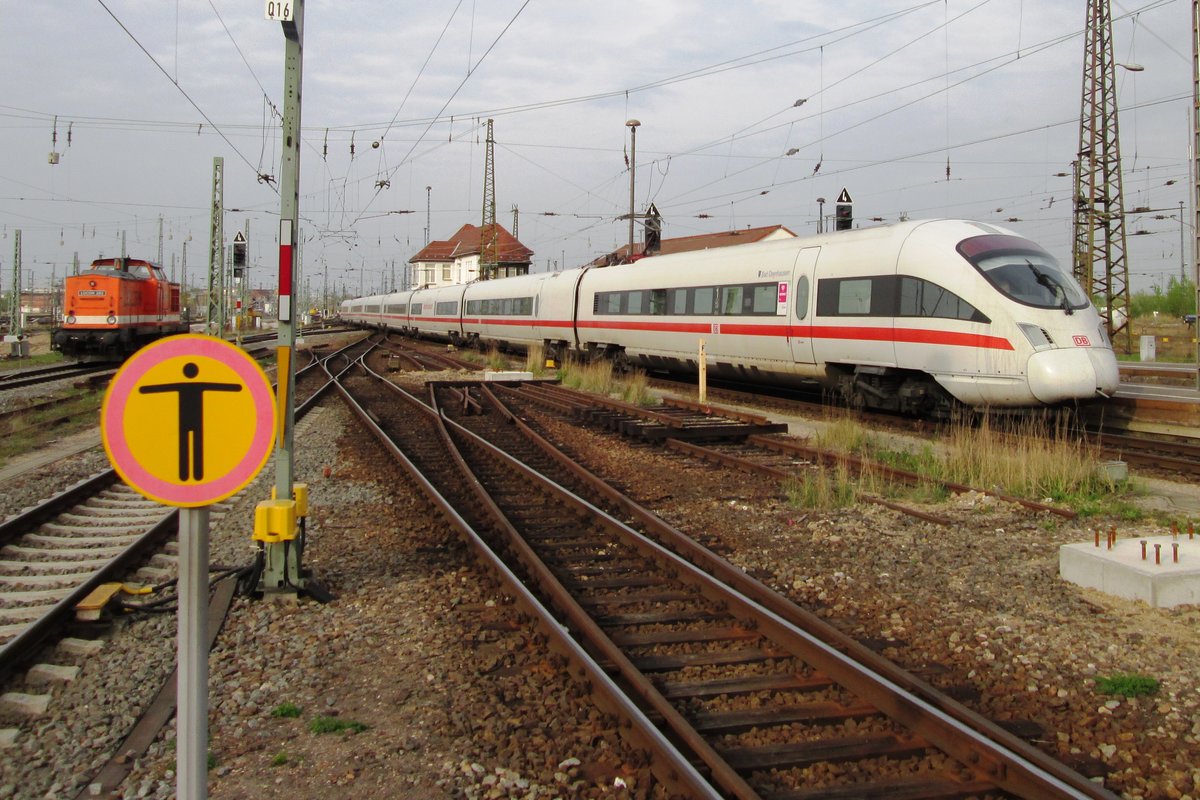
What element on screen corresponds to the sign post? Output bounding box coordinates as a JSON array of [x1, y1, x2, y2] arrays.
[[101, 334, 276, 800]]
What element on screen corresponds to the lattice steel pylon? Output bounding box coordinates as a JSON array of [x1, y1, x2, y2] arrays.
[[1074, 0, 1132, 352], [480, 119, 497, 281], [208, 156, 225, 335]]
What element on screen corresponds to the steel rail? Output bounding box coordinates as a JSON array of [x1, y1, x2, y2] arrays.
[[0, 339, 351, 684], [334, 360, 721, 799], [474, 382, 1120, 800], [0, 505, 176, 684], [0, 364, 114, 392]]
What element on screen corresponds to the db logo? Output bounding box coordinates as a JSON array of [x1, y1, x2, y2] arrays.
[[1072, 335, 1091, 346]]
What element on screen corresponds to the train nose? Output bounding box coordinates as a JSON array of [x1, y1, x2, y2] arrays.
[[1027, 347, 1119, 403]]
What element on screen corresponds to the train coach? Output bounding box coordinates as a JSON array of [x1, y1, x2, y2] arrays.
[[341, 219, 1119, 415], [52, 257, 188, 362]]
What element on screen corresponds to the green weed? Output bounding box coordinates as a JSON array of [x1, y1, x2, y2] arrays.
[[270, 702, 302, 718], [309, 715, 368, 735], [1095, 673, 1159, 697]]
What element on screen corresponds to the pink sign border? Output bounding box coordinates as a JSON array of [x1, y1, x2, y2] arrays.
[[102, 335, 276, 507]]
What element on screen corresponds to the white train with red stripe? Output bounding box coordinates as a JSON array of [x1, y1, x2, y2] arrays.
[[52, 257, 188, 362], [341, 219, 1118, 414]]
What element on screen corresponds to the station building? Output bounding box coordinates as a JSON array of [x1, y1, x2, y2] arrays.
[[409, 223, 533, 288]]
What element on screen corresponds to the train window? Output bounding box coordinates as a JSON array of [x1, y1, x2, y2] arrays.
[[795, 276, 810, 320], [750, 284, 777, 314], [594, 292, 622, 314], [367, 304, 381, 313], [899, 278, 989, 323], [671, 289, 688, 315], [720, 286, 743, 315], [958, 234, 1088, 311], [837, 279, 872, 315], [694, 287, 716, 315], [436, 301, 458, 315], [817, 276, 897, 317], [518, 298, 533, 315], [131, 264, 152, 279], [649, 289, 668, 315]]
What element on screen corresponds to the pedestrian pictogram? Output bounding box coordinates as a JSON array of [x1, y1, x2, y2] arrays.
[[101, 334, 276, 507]]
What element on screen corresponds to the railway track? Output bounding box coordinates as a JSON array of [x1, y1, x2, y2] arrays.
[[649, 369, 1200, 484], [0, 339, 349, 684], [335, 352, 1117, 799], [372, 333, 483, 372], [0, 363, 114, 393]]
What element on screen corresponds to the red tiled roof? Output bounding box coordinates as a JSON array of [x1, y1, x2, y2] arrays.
[[410, 223, 533, 264], [592, 224, 795, 265]]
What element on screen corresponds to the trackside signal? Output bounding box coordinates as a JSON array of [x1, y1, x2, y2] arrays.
[[835, 188, 853, 231]]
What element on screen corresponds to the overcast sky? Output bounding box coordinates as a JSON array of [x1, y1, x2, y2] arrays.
[[1, 0, 1193, 300]]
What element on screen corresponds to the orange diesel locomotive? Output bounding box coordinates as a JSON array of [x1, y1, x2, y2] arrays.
[[52, 257, 188, 361]]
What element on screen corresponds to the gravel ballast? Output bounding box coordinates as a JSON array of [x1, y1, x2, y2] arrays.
[[0, 376, 1197, 799]]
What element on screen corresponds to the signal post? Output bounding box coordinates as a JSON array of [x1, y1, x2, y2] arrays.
[[263, 0, 306, 596]]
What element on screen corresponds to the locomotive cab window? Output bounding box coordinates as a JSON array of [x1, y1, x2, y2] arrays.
[[957, 234, 1088, 312]]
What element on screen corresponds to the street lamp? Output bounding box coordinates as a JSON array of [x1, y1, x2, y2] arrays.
[[816, 197, 826, 234], [626, 119, 640, 259]]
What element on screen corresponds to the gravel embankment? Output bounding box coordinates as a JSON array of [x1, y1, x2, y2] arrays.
[[0, 375, 1197, 799]]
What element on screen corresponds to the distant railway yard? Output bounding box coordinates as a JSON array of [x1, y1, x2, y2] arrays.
[[0, 331, 1198, 799]]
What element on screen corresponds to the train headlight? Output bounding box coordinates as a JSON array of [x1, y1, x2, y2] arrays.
[[1018, 323, 1054, 351], [66, 314, 76, 324], [106, 314, 117, 325]]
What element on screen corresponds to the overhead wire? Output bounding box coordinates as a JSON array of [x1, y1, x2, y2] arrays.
[[351, 0, 531, 227], [92, 0, 276, 193]]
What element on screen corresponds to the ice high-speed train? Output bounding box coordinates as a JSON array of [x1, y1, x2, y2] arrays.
[[342, 219, 1118, 415]]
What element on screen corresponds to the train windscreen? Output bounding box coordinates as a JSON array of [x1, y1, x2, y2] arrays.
[[957, 235, 1089, 312]]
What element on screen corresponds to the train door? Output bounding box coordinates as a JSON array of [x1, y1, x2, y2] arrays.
[[788, 247, 819, 365]]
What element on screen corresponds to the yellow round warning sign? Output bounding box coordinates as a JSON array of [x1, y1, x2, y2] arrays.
[[101, 335, 277, 507]]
